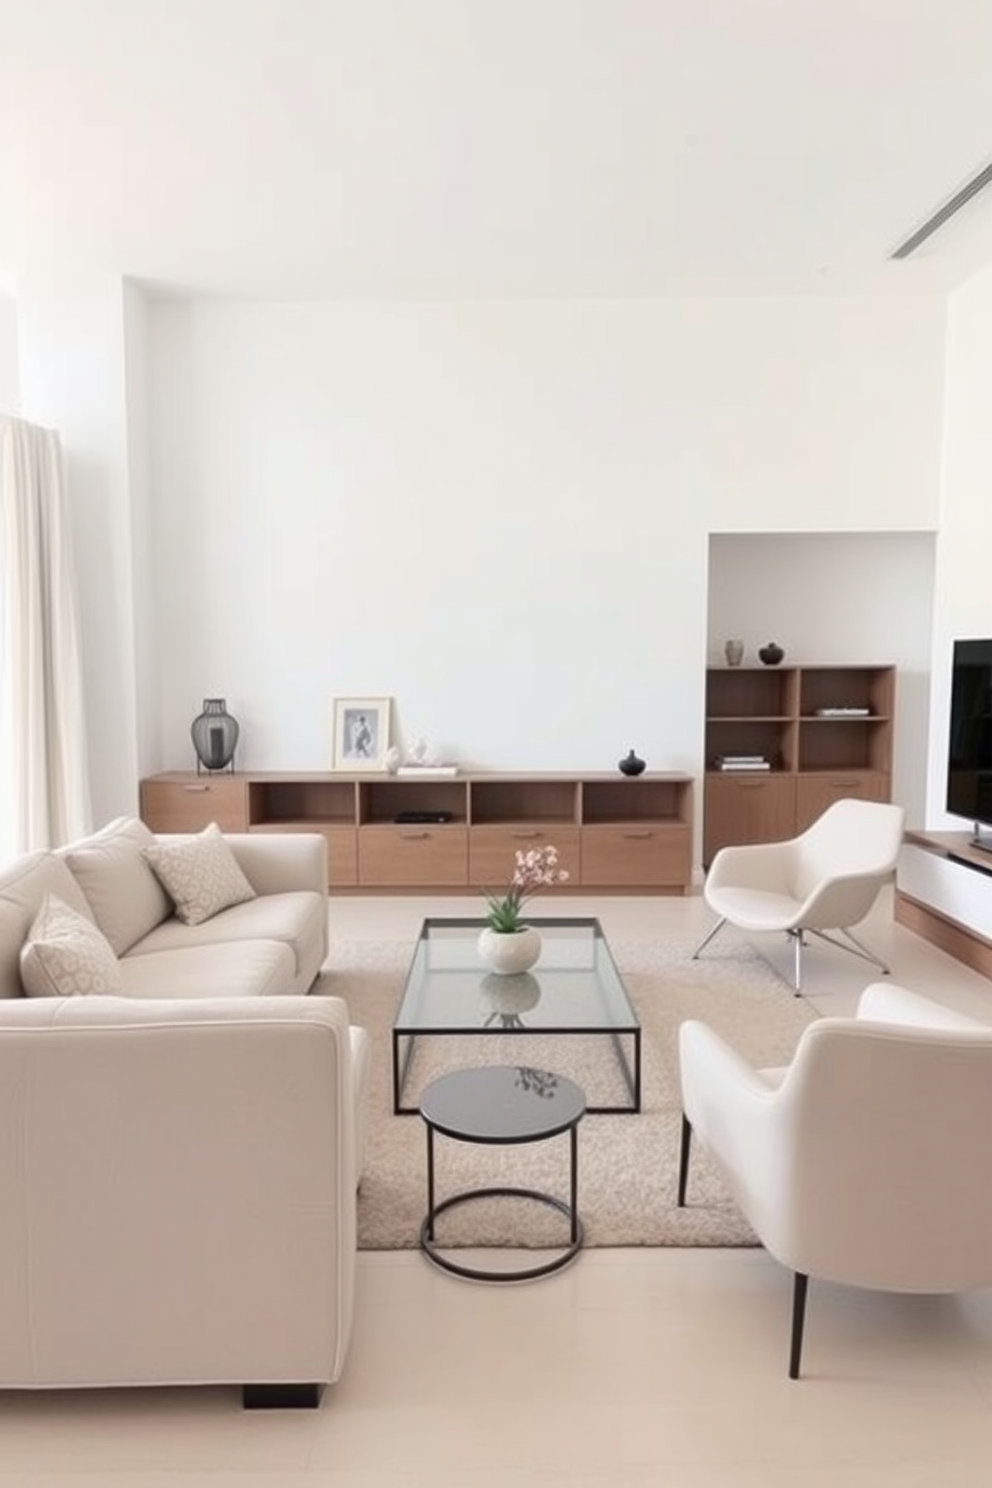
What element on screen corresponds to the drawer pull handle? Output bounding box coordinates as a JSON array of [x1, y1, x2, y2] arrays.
[[182, 785, 210, 793], [511, 830, 541, 839], [399, 831, 429, 840], [829, 780, 861, 788], [624, 830, 652, 839]]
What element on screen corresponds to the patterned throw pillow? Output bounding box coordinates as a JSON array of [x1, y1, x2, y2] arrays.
[[20, 893, 125, 997], [142, 822, 256, 926]]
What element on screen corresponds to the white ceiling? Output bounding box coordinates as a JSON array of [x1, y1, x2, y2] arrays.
[[3, 0, 992, 300]]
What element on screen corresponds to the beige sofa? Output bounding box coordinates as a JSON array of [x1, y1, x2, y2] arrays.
[[0, 816, 370, 1407]]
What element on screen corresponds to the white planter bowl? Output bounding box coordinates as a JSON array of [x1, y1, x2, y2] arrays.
[[477, 925, 542, 975]]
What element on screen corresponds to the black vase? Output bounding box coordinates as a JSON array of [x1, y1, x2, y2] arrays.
[[758, 643, 785, 666], [191, 698, 239, 774], [618, 749, 646, 777]]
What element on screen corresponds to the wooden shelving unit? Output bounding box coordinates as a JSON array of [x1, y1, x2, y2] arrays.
[[702, 665, 895, 865], [139, 770, 694, 894]]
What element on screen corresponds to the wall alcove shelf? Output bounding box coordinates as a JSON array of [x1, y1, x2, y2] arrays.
[[702, 665, 895, 866], [139, 771, 694, 894]]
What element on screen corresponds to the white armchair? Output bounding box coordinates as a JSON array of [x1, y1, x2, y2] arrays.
[[677, 982, 992, 1378], [693, 798, 906, 992]]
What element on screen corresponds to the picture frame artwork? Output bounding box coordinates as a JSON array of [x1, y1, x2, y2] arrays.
[[332, 696, 392, 771]]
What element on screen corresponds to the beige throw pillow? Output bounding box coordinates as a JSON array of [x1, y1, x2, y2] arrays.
[[64, 816, 172, 955], [20, 893, 125, 997], [143, 822, 256, 926]]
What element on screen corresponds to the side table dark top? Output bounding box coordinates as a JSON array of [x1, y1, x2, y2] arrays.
[[419, 1066, 587, 1144]]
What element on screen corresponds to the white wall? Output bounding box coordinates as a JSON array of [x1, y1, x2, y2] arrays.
[[146, 295, 947, 811], [927, 259, 992, 829], [708, 532, 936, 827], [0, 292, 18, 413]]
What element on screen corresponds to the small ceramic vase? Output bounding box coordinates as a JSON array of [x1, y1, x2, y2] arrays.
[[724, 639, 744, 667], [618, 749, 647, 777], [759, 643, 785, 666]]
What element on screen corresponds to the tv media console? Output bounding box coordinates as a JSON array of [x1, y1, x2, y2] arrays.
[[895, 830, 992, 982]]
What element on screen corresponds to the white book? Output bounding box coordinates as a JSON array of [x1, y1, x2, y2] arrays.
[[395, 764, 459, 778], [716, 760, 771, 771]]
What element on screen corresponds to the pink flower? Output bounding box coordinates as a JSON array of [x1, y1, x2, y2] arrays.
[[483, 845, 569, 932]]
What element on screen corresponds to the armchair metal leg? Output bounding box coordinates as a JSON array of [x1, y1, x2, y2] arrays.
[[807, 927, 890, 977], [789, 1272, 809, 1380], [787, 928, 806, 994], [677, 1113, 692, 1206], [691, 917, 728, 961]]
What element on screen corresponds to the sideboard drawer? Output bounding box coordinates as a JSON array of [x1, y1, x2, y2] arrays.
[[358, 826, 468, 887], [468, 826, 580, 889], [795, 773, 889, 834], [580, 825, 690, 888], [140, 777, 249, 833]]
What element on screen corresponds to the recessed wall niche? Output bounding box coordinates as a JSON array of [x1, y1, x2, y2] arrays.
[[706, 531, 936, 830]]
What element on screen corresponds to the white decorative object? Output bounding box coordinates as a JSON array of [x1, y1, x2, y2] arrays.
[[407, 736, 429, 765], [477, 925, 542, 975], [384, 745, 401, 774]]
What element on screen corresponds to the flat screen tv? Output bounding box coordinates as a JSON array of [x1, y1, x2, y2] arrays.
[[946, 638, 992, 850]]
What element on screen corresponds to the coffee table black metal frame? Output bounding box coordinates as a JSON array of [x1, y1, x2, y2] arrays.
[[392, 917, 641, 1116], [419, 1064, 586, 1282]]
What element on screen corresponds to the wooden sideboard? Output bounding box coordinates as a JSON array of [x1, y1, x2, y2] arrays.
[[139, 770, 694, 894], [895, 829, 992, 981]]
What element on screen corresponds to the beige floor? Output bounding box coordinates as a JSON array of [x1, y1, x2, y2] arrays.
[[4, 888, 992, 1486]]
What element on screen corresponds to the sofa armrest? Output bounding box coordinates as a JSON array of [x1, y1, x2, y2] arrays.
[[152, 831, 329, 896], [0, 994, 359, 1390]]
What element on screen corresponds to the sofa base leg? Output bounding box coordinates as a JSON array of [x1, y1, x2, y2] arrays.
[[242, 1382, 324, 1410]]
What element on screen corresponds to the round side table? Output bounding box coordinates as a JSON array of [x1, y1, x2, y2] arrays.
[[418, 1064, 586, 1282]]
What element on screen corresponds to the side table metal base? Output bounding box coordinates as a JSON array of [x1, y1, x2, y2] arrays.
[[420, 1185, 584, 1282]]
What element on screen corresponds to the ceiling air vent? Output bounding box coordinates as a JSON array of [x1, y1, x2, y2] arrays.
[[890, 158, 992, 259]]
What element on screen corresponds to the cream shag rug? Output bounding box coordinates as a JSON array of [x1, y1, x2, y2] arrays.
[[318, 935, 817, 1251]]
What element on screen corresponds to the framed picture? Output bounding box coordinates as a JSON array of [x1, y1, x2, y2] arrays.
[[332, 696, 392, 771]]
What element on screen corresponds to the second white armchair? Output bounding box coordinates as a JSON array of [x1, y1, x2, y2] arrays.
[[693, 798, 906, 992], [678, 981, 992, 1378]]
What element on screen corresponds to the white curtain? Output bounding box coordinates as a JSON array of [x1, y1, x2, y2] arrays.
[[0, 415, 92, 857]]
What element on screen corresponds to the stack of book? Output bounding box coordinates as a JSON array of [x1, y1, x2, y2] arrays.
[[713, 754, 772, 771], [395, 763, 460, 778]]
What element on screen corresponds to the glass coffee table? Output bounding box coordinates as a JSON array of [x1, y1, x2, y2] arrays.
[[392, 918, 641, 1115]]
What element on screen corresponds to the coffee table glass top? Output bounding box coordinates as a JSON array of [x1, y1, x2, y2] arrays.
[[395, 917, 638, 1035], [392, 917, 641, 1115]]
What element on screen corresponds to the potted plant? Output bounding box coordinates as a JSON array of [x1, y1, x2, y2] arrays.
[[478, 845, 570, 973]]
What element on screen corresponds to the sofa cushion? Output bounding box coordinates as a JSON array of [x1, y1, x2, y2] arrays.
[[119, 939, 296, 999], [143, 823, 257, 926], [63, 816, 173, 955], [0, 852, 97, 999], [127, 890, 326, 980], [20, 894, 125, 997]]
